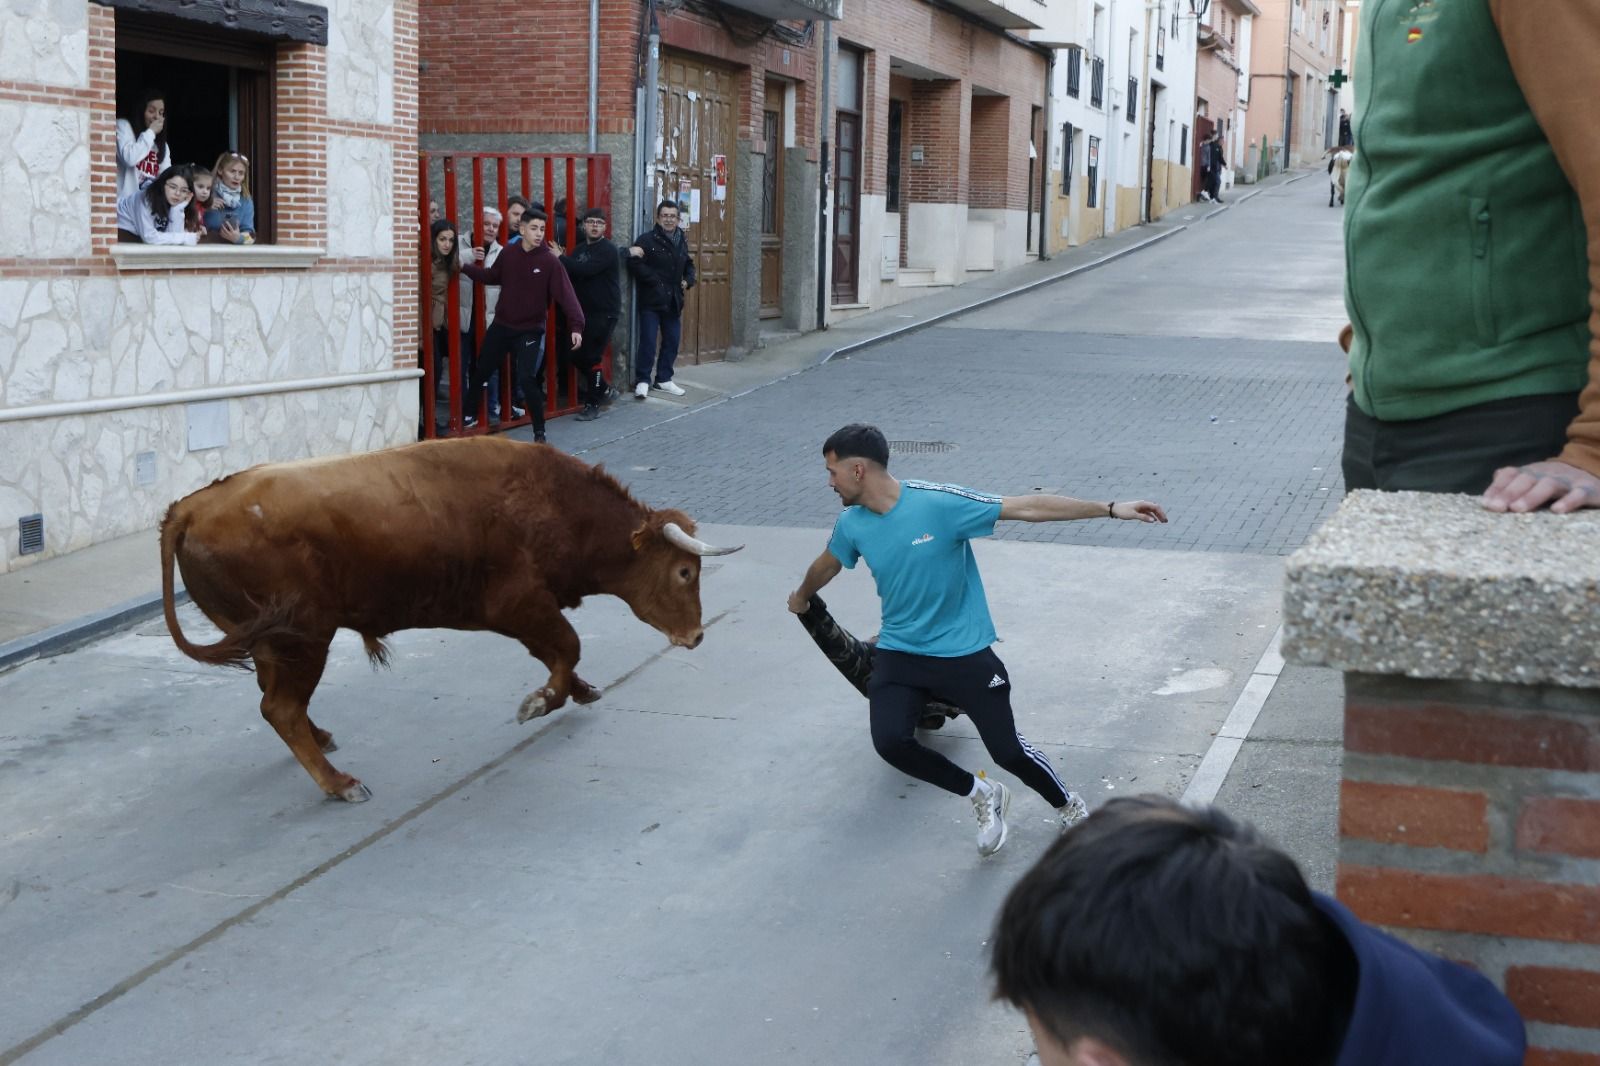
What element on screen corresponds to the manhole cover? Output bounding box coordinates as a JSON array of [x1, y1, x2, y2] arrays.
[[887, 440, 957, 455]]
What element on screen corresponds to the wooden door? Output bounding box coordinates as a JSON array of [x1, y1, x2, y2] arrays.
[[832, 111, 861, 304], [759, 86, 784, 319], [654, 52, 737, 362]]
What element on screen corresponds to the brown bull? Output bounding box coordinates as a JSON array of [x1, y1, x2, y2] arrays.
[[159, 437, 740, 802]]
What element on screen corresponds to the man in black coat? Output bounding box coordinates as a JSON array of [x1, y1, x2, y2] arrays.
[[559, 207, 622, 421], [625, 198, 696, 399]]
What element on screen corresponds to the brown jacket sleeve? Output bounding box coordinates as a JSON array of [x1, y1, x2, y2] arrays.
[[1493, 0, 1600, 476]]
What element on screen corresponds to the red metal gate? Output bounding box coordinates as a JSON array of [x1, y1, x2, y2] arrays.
[[418, 152, 613, 439]]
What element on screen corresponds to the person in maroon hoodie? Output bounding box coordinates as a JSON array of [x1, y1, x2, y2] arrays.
[[460, 209, 584, 443]]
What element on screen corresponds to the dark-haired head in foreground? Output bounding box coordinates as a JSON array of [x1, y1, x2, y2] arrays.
[[991, 795, 1526, 1066]]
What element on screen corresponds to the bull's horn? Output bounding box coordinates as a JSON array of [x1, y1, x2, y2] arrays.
[[663, 522, 743, 557]]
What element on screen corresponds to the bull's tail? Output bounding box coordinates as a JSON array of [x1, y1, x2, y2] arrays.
[[160, 503, 262, 670]]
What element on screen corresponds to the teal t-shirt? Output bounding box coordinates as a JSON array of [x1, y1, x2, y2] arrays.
[[828, 480, 1002, 658]]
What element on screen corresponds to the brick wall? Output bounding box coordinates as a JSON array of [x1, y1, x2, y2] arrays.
[[908, 79, 966, 204], [393, 0, 420, 367], [418, 0, 817, 159], [1338, 674, 1600, 1061], [834, 0, 1045, 211], [969, 95, 1009, 209], [88, 4, 117, 257]]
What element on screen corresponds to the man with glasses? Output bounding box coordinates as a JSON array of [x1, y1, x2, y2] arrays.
[[558, 208, 623, 421], [625, 199, 695, 399]]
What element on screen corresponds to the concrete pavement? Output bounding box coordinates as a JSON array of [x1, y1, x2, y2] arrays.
[[0, 169, 1347, 1065]]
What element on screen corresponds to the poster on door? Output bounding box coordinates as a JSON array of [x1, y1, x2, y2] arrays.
[[712, 154, 728, 202], [677, 177, 699, 227]]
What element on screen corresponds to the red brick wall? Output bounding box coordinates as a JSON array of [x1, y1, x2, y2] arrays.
[[417, 0, 817, 159], [393, 0, 421, 367], [969, 95, 1009, 209], [1337, 678, 1600, 1061], [908, 79, 965, 204], [836, 0, 1045, 209]]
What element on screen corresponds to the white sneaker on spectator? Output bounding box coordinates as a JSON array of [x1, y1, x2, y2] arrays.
[[655, 380, 686, 397], [972, 778, 1011, 856], [634, 381, 649, 400], [1056, 791, 1089, 832]]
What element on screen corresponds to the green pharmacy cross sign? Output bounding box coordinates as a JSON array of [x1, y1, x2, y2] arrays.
[[1329, 68, 1349, 89]]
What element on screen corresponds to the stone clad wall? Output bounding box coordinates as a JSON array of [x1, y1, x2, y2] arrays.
[[0, 0, 418, 573], [1285, 491, 1600, 1062]]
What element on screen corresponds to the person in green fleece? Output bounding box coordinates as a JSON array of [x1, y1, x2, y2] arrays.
[[1340, 0, 1600, 515]]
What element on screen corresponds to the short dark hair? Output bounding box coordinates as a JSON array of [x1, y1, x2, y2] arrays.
[[991, 796, 1354, 1066], [518, 208, 548, 227], [656, 198, 681, 216], [506, 195, 531, 213], [581, 207, 607, 223], [823, 424, 889, 468]]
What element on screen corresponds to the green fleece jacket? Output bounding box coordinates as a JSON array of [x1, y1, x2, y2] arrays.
[[1343, 0, 1600, 476]]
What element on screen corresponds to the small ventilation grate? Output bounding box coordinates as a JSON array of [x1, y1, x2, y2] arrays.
[[19, 513, 44, 556], [887, 440, 957, 455]]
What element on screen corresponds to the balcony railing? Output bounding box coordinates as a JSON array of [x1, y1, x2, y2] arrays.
[[1066, 47, 1082, 98], [1127, 76, 1138, 123], [1090, 56, 1105, 108]]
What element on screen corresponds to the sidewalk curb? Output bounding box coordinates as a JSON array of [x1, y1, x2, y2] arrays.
[[1199, 167, 1316, 223], [0, 589, 188, 675], [818, 225, 1188, 365]]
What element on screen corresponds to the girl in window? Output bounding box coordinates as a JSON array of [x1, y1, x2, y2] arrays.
[[205, 151, 256, 245], [115, 89, 171, 215], [118, 164, 199, 246], [187, 166, 213, 237]]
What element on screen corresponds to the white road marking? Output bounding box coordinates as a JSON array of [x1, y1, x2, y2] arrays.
[[1180, 626, 1285, 807]]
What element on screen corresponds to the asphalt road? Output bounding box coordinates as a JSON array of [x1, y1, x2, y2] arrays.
[[0, 176, 1349, 1066]]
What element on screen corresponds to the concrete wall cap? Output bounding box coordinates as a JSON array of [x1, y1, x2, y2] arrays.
[[1283, 490, 1600, 688]]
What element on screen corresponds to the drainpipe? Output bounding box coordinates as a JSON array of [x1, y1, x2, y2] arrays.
[[641, 2, 660, 239], [587, 0, 600, 153], [1103, 0, 1119, 235], [1039, 49, 1053, 261], [815, 19, 832, 331], [1281, 0, 1293, 170], [630, 1, 660, 385]]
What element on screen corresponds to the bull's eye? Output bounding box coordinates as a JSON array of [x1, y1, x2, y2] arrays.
[[678, 566, 691, 581]]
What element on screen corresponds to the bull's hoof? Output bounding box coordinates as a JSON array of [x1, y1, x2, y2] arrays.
[[572, 683, 602, 706], [320, 736, 339, 753], [331, 780, 371, 803], [517, 689, 558, 723]]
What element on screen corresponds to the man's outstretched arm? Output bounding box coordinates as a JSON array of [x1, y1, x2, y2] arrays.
[[999, 495, 1168, 524], [788, 550, 844, 614]]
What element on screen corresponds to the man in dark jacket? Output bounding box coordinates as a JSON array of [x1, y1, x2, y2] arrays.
[[992, 795, 1525, 1066], [559, 207, 622, 421], [461, 209, 584, 444], [626, 198, 696, 400]]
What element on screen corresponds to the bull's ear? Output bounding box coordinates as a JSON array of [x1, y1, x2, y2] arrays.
[[630, 521, 653, 552]]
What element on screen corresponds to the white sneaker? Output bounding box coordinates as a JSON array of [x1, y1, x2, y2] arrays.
[[1056, 791, 1089, 832], [634, 381, 649, 400], [654, 380, 686, 397], [972, 779, 1011, 856]]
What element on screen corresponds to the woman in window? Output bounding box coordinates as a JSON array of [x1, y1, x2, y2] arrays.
[[118, 164, 199, 246], [204, 151, 256, 245], [115, 89, 171, 218]]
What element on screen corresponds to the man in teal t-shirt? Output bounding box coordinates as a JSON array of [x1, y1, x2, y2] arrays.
[[787, 424, 1168, 857]]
